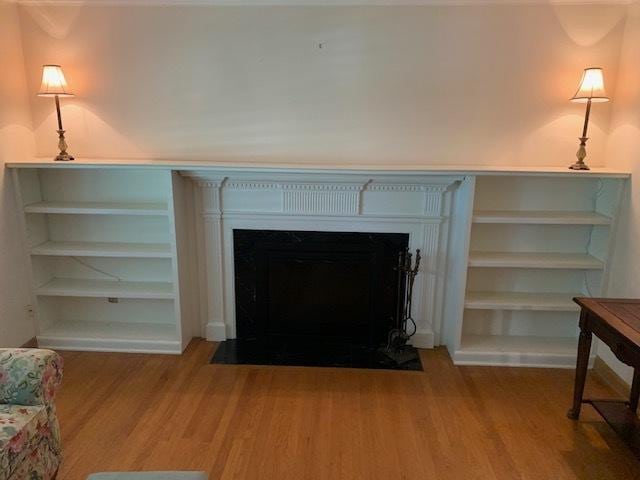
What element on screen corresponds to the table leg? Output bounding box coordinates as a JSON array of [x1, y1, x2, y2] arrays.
[[630, 369, 640, 414], [568, 329, 592, 420]]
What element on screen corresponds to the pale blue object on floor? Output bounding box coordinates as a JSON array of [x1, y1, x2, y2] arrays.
[[87, 473, 207, 480]]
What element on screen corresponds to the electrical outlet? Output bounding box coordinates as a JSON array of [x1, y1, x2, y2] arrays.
[[25, 305, 34, 320]]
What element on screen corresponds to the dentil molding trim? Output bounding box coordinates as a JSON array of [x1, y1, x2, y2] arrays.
[[181, 170, 459, 218]]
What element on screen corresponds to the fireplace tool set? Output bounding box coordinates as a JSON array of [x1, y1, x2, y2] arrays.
[[387, 248, 421, 353]]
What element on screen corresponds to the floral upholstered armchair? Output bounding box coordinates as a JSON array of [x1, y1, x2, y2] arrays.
[[0, 349, 63, 480]]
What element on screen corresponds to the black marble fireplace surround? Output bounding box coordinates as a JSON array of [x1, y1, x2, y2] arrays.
[[211, 229, 423, 370]]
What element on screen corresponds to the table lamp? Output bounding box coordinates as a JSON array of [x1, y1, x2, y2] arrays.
[[38, 65, 74, 161], [569, 67, 609, 171]]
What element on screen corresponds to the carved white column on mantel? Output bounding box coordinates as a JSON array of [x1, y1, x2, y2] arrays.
[[364, 181, 455, 348], [188, 175, 227, 341], [418, 184, 456, 347]]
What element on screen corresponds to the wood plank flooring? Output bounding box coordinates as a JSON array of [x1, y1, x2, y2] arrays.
[[55, 339, 640, 479]]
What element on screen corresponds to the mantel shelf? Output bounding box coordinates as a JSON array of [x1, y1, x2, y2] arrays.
[[6, 157, 632, 178], [24, 201, 169, 216], [472, 210, 611, 225], [465, 291, 581, 311], [31, 241, 173, 258], [37, 278, 175, 300], [468, 251, 604, 270]]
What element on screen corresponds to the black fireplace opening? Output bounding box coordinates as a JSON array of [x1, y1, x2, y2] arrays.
[[211, 229, 423, 370]]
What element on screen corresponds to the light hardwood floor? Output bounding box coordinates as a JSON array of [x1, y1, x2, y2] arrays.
[[55, 339, 640, 479]]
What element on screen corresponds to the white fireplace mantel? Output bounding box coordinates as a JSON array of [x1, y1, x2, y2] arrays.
[[181, 170, 464, 349]]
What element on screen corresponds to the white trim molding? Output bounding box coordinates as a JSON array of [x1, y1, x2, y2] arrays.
[[281, 181, 366, 215]]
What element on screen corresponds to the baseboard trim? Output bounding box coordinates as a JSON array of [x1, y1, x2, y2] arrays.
[[205, 321, 227, 341], [20, 337, 38, 348], [593, 357, 630, 397], [411, 329, 434, 349]]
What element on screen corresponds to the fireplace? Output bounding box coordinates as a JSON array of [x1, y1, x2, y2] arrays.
[[211, 229, 422, 369], [190, 171, 457, 369]]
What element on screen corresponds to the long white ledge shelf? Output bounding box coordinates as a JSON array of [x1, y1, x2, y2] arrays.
[[5, 158, 631, 178], [24, 201, 169, 216], [465, 292, 581, 311], [454, 334, 593, 368], [37, 320, 181, 354], [31, 241, 173, 258], [37, 278, 175, 300], [468, 251, 604, 270], [472, 210, 611, 225]]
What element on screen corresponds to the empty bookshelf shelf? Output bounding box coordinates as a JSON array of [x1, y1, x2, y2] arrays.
[[37, 278, 175, 300], [468, 252, 604, 269], [465, 292, 581, 311], [454, 334, 588, 368], [37, 320, 181, 354], [31, 241, 173, 258], [472, 210, 611, 225], [24, 201, 169, 216]]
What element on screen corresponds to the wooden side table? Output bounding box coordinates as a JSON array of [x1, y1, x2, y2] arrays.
[[569, 297, 640, 458]]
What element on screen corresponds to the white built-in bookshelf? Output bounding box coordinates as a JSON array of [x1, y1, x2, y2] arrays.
[[13, 168, 197, 354], [451, 175, 625, 368], [8, 160, 629, 365]]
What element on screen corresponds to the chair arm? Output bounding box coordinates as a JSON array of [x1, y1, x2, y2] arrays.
[[0, 348, 63, 406]]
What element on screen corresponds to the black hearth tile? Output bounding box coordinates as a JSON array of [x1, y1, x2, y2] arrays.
[[210, 339, 423, 371]]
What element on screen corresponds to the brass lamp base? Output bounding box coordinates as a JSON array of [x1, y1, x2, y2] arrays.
[[54, 129, 74, 162], [569, 161, 590, 171], [569, 136, 590, 171], [55, 152, 75, 162]]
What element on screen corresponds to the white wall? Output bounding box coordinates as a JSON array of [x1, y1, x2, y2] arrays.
[[0, 1, 37, 346], [601, 2, 640, 384], [17, 2, 627, 166]]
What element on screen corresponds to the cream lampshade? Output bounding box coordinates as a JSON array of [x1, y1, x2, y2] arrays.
[[38, 65, 74, 97], [569, 67, 610, 171], [571, 68, 609, 104], [37, 65, 74, 161]]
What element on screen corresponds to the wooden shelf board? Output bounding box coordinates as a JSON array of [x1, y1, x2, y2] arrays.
[[37, 320, 181, 354], [37, 278, 175, 300], [472, 210, 611, 225], [589, 401, 640, 459], [468, 251, 603, 270], [454, 334, 592, 368], [24, 201, 168, 216], [465, 291, 581, 311], [31, 241, 173, 258]]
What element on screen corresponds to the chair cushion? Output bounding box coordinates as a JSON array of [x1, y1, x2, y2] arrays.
[[87, 473, 207, 480], [0, 349, 63, 407], [0, 404, 49, 479]]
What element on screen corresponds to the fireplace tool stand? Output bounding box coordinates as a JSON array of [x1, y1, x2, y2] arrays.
[[387, 248, 421, 355]]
